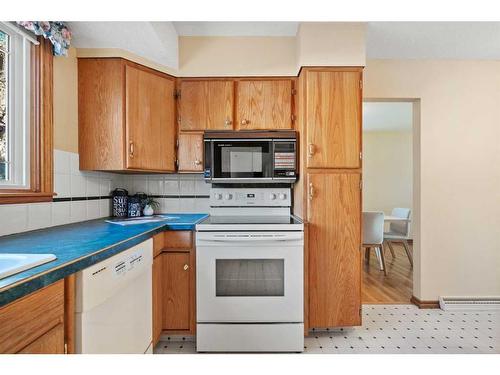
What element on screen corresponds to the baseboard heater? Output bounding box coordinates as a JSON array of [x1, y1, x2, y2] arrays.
[[439, 296, 500, 311]]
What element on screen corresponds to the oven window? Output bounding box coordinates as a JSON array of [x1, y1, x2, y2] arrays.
[[216, 259, 284, 297]]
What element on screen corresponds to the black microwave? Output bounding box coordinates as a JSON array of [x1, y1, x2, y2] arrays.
[[203, 130, 297, 183]]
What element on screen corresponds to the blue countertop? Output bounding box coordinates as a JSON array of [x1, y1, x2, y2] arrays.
[[0, 213, 208, 307]]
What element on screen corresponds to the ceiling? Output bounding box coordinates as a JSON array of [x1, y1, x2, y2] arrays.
[[68, 21, 500, 70], [363, 102, 413, 132], [173, 22, 299, 36], [68, 22, 179, 69], [366, 22, 500, 59]]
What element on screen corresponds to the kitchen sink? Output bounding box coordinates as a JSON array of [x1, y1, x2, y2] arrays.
[[0, 253, 57, 280]]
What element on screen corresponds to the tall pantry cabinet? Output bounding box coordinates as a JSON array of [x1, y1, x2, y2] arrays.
[[296, 67, 363, 329]]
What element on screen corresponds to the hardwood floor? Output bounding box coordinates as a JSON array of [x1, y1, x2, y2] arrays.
[[362, 242, 413, 304]]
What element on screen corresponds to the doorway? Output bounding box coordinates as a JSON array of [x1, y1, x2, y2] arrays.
[[361, 99, 420, 304]]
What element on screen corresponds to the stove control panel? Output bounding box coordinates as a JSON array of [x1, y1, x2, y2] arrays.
[[209, 188, 291, 207]]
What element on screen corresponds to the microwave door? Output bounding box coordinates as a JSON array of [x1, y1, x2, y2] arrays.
[[211, 140, 273, 182]]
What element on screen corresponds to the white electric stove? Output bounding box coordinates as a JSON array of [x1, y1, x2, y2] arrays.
[[195, 187, 304, 353]]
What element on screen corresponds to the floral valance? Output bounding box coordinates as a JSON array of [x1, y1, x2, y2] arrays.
[[17, 21, 71, 56]]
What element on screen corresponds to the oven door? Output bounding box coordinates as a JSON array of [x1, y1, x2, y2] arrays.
[[196, 231, 304, 323], [210, 140, 273, 182]]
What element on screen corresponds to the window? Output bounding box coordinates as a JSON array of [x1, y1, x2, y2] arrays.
[[0, 24, 31, 189], [0, 22, 54, 204]]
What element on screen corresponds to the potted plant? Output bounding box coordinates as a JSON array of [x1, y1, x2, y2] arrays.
[[142, 197, 160, 216]]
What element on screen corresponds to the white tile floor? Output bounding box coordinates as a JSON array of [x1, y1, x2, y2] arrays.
[[154, 304, 500, 354]]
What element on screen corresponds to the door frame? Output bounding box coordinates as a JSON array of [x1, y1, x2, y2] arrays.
[[362, 98, 421, 303]]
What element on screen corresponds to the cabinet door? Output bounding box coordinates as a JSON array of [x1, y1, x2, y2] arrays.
[[18, 323, 65, 354], [179, 80, 234, 131], [308, 172, 361, 328], [126, 65, 176, 171], [306, 70, 361, 168], [162, 252, 191, 331], [152, 255, 163, 346], [236, 80, 293, 130], [178, 133, 204, 172]]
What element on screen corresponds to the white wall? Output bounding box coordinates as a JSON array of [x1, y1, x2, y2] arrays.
[[364, 59, 500, 300], [362, 131, 413, 214]]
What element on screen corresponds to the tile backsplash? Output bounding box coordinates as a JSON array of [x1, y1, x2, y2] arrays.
[[0, 150, 210, 237]]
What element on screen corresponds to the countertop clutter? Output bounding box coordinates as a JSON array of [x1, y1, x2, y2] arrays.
[[0, 213, 207, 307]]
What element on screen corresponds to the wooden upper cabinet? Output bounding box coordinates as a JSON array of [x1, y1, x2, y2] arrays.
[[236, 79, 294, 130], [307, 172, 361, 328], [178, 133, 204, 172], [179, 80, 234, 131], [78, 58, 176, 172], [125, 65, 176, 171], [305, 69, 362, 169]]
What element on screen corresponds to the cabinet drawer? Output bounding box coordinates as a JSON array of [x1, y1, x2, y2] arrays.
[[0, 280, 64, 353], [164, 231, 193, 250]]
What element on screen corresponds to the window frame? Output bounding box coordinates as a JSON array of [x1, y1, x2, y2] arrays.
[[0, 27, 53, 204], [0, 23, 31, 189]]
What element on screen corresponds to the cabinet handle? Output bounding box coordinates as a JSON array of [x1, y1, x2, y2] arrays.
[[224, 119, 232, 127], [241, 119, 248, 126], [129, 141, 134, 158], [194, 160, 201, 166], [183, 264, 189, 271], [308, 183, 315, 200], [308, 143, 315, 157]]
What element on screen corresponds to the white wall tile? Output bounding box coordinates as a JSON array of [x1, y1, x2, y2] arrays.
[[0, 204, 28, 236], [27, 203, 52, 231], [87, 200, 100, 220], [194, 198, 210, 213], [99, 199, 111, 217], [70, 174, 87, 197], [162, 198, 180, 213], [147, 176, 164, 196], [70, 201, 87, 223], [179, 175, 196, 195], [54, 172, 71, 198], [164, 176, 179, 195], [133, 177, 148, 195], [195, 178, 210, 196], [69, 153, 80, 175], [86, 177, 101, 197], [54, 150, 71, 174], [100, 177, 112, 196], [178, 198, 196, 213], [52, 201, 71, 226]]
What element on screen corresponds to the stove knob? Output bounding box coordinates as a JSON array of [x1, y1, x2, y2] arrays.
[[279, 193, 287, 200], [215, 193, 223, 200], [269, 193, 277, 200], [225, 193, 233, 200]]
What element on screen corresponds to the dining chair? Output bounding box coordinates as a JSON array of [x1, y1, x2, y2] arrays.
[[384, 208, 413, 268], [362, 211, 387, 275]]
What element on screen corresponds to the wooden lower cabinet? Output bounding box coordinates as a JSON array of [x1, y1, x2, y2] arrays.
[[152, 231, 196, 337], [162, 252, 192, 331], [152, 254, 163, 346], [0, 280, 65, 354], [307, 172, 362, 328], [18, 323, 65, 354]]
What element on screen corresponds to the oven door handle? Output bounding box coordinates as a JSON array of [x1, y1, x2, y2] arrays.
[[196, 233, 304, 242]]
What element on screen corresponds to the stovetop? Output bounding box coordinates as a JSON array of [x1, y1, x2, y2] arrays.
[[195, 215, 304, 232]]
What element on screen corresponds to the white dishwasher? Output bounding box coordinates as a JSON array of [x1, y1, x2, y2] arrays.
[[75, 239, 153, 354]]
